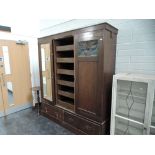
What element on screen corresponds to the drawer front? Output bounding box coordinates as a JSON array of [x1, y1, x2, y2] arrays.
[[64, 112, 78, 128], [64, 112, 101, 134], [41, 104, 63, 121]]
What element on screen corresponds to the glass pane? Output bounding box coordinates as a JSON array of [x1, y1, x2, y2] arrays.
[[7, 82, 14, 106], [116, 80, 147, 123], [150, 127, 155, 135], [2, 46, 11, 74], [151, 93, 155, 126], [115, 116, 144, 135], [78, 40, 99, 57], [41, 44, 53, 101]]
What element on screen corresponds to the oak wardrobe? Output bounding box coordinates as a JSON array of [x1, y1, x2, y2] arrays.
[[38, 23, 118, 134]]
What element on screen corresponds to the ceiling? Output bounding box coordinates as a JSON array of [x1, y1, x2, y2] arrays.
[[40, 19, 72, 30]]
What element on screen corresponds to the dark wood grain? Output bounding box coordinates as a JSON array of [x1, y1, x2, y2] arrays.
[[57, 79, 74, 87], [58, 90, 74, 99], [57, 100, 74, 111], [75, 32, 104, 121], [64, 111, 101, 135], [38, 22, 118, 135], [77, 62, 98, 115]]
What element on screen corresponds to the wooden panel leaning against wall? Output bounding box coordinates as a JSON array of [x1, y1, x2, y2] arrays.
[[38, 23, 118, 135]]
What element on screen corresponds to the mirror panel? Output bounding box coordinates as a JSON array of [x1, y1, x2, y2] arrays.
[[43, 76, 47, 96], [41, 44, 53, 101]]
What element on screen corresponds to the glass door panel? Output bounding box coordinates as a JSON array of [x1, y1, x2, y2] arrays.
[[78, 40, 99, 57], [116, 80, 148, 123], [115, 116, 144, 135], [6, 82, 14, 106], [150, 127, 155, 135], [115, 80, 148, 135], [151, 93, 155, 126], [150, 93, 155, 134], [2, 46, 11, 74]]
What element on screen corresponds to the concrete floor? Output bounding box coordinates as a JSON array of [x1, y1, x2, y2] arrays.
[[0, 108, 74, 135]]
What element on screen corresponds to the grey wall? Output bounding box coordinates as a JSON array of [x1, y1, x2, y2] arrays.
[[40, 19, 155, 75]]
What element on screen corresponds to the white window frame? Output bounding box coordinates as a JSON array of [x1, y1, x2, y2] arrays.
[[110, 73, 155, 135]]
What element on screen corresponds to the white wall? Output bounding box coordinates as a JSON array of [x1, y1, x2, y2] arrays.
[[40, 19, 155, 75]]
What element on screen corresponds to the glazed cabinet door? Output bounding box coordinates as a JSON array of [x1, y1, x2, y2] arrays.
[[110, 76, 155, 135], [149, 82, 155, 135], [75, 31, 104, 121], [39, 42, 55, 104]]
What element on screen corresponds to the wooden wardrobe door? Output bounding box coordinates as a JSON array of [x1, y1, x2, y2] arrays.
[[38, 42, 55, 104], [75, 31, 104, 121]]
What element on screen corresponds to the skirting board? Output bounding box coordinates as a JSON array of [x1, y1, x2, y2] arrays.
[[0, 103, 32, 118]]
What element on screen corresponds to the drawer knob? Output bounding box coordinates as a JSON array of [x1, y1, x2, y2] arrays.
[[84, 125, 92, 131]]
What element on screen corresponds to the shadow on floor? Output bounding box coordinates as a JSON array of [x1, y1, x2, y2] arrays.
[[0, 108, 74, 135]]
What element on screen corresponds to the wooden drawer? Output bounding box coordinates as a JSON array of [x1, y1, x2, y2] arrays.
[[64, 112, 101, 134], [41, 104, 63, 121]]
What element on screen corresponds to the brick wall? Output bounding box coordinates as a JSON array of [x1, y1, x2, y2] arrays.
[[40, 19, 155, 75], [114, 19, 155, 75]]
